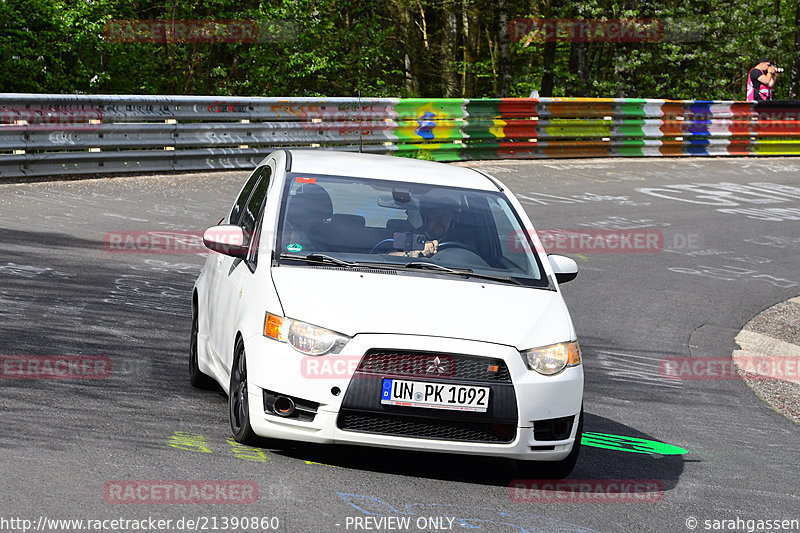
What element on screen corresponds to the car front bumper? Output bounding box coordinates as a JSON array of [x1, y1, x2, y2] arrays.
[[244, 333, 583, 461]]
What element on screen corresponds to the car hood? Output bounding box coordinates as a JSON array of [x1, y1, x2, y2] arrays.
[[271, 266, 574, 350]]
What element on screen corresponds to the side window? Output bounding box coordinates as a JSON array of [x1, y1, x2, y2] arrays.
[[229, 166, 265, 225], [240, 166, 272, 247], [488, 197, 515, 259], [247, 217, 264, 266]]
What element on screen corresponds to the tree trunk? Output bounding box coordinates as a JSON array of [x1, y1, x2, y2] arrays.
[[394, 0, 419, 95], [441, 0, 460, 97], [414, 0, 430, 95], [576, 43, 589, 95], [486, 27, 498, 95], [496, 0, 511, 96], [540, 0, 557, 97], [461, 0, 478, 97], [571, 4, 589, 96]]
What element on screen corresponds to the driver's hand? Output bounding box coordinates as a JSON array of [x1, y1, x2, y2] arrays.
[[768, 66, 777, 74], [421, 240, 438, 257]]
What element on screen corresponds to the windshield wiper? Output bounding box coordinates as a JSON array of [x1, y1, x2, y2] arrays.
[[404, 261, 525, 285], [280, 253, 405, 272], [279, 252, 355, 267], [405, 261, 470, 274]]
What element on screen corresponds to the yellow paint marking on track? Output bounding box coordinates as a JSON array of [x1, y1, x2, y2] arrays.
[[167, 431, 212, 453], [226, 438, 269, 462], [304, 460, 340, 468], [576, 254, 590, 262], [167, 431, 337, 466]]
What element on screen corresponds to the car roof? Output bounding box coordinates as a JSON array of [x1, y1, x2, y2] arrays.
[[281, 149, 499, 191]]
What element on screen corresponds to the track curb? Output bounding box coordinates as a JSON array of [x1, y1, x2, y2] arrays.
[[733, 296, 800, 424]]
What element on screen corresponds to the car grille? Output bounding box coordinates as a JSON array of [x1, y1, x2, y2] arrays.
[[337, 410, 516, 443], [357, 350, 511, 382]]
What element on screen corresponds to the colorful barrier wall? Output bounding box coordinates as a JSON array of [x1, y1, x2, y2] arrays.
[[1, 94, 799, 177]]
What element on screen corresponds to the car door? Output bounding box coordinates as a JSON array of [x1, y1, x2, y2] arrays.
[[201, 165, 262, 342], [207, 163, 273, 374]]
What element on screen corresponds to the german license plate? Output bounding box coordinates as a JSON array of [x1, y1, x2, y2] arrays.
[[380, 378, 489, 412]]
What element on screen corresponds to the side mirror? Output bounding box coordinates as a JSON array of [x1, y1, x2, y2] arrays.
[[548, 254, 578, 284], [203, 225, 248, 258]]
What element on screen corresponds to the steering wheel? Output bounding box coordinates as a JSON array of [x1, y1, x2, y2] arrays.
[[437, 241, 480, 255]]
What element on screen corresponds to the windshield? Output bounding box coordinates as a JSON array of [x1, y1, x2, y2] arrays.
[[275, 172, 547, 287]]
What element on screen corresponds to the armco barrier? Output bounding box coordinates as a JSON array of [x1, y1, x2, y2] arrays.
[[1, 94, 799, 178]]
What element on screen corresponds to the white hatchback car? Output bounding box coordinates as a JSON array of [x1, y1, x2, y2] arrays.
[[191, 149, 584, 477]]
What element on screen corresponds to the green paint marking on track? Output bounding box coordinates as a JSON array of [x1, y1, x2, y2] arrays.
[[581, 432, 687, 455]]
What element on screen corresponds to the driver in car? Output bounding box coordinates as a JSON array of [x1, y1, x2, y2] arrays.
[[395, 196, 460, 258]]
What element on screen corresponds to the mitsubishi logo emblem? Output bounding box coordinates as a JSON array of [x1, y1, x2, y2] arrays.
[[426, 356, 446, 374]]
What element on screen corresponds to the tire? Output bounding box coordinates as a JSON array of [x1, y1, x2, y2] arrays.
[[229, 339, 258, 444], [189, 299, 217, 389], [518, 406, 584, 479]]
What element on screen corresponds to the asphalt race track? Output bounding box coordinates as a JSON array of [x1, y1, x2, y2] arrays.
[[1, 157, 799, 533]]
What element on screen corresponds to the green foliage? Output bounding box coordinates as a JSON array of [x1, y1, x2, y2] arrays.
[[1, 0, 798, 99]]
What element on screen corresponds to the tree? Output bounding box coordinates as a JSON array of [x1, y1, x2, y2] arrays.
[[441, 0, 459, 96], [2, 0, 799, 100], [496, 0, 511, 96]]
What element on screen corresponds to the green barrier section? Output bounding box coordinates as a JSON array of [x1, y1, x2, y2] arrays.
[[462, 119, 509, 141], [612, 120, 648, 138], [393, 99, 467, 120], [752, 139, 800, 155], [612, 139, 648, 157], [393, 143, 464, 162], [459, 141, 504, 160], [464, 99, 503, 118], [614, 99, 650, 117]]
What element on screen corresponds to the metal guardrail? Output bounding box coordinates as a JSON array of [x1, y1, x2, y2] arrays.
[[2, 94, 800, 178]]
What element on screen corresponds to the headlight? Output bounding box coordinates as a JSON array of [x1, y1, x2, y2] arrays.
[[521, 341, 581, 375], [264, 313, 349, 355]]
